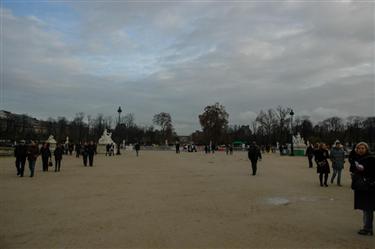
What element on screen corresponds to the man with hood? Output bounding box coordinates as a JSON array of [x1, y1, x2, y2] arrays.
[[248, 141, 262, 175]]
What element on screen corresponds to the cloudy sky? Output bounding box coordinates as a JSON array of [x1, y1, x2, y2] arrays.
[[1, 0, 374, 134]]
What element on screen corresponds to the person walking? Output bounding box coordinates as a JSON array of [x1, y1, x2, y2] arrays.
[[305, 144, 315, 168], [88, 141, 95, 166], [68, 143, 74, 155], [116, 143, 121, 155], [134, 142, 140, 157], [315, 143, 330, 187], [82, 142, 89, 167], [248, 141, 262, 176], [349, 142, 375, 236], [110, 143, 115, 156], [105, 144, 110, 156], [40, 143, 51, 172], [75, 143, 81, 158], [26, 141, 39, 177], [64, 143, 69, 155], [330, 140, 345, 186], [54, 143, 63, 172], [211, 143, 216, 154], [175, 141, 180, 154], [14, 141, 27, 177], [204, 145, 209, 154]]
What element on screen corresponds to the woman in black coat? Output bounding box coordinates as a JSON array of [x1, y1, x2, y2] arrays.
[[349, 142, 375, 236], [314, 143, 330, 187]]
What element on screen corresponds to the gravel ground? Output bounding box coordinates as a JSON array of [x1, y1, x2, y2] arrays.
[[0, 151, 373, 248]]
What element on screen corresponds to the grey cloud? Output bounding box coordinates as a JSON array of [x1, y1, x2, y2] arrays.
[[2, 2, 374, 134]]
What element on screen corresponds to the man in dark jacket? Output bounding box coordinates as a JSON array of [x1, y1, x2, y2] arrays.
[[82, 142, 89, 166], [54, 144, 64, 172], [88, 141, 96, 166], [175, 141, 180, 154], [40, 143, 52, 172], [248, 141, 262, 175], [14, 141, 27, 177], [27, 141, 39, 177], [134, 142, 140, 157]]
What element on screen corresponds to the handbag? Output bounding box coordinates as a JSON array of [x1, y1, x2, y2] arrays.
[[317, 161, 328, 172], [48, 160, 53, 167], [351, 174, 371, 191]]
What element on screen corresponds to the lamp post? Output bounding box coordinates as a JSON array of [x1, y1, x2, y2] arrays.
[[117, 106, 122, 126], [117, 106, 122, 155], [290, 109, 294, 156]]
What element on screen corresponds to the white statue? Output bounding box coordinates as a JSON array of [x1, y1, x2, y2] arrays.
[[98, 129, 114, 145], [65, 136, 69, 144], [46, 135, 57, 144], [293, 133, 305, 147]]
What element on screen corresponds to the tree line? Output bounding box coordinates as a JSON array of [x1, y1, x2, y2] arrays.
[[1, 104, 374, 148], [0, 111, 177, 145], [194, 104, 374, 148]]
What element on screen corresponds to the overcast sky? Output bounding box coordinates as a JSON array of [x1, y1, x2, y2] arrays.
[[1, 1, 374, 134]]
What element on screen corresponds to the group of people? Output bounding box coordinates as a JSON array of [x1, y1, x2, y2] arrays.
[[306, 140, 346, 187], [246, 139, 374, 236], [305, 140, 375, 236], [14, 140, 98, 177], [14, 141, 63, 177]]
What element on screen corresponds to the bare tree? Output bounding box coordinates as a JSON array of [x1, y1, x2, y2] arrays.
[[56, 117, 68, 141], [122, 113, 135, 128], [256, 109, 277, 143], [275, 106, 291, 143], [153, 112, 173, 143], [71, 112, 85, 142]]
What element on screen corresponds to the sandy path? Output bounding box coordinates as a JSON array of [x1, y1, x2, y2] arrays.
[[0, 151, 373, 248]]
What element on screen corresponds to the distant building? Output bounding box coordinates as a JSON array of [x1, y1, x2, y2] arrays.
[[0, 110, 47, 137], [177, 135, 191, 143]]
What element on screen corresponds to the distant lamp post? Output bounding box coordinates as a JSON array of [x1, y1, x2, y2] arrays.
[[117, 106, 122, 155], [117, 106, 122, 126], [290, 109, 295, 156]]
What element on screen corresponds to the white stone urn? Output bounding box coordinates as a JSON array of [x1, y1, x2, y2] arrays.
[[46, 135, 57, 151]]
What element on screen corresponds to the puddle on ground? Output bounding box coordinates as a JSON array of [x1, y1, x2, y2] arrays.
[[265, 197, 290, 205], [265, 196, 323, 206]]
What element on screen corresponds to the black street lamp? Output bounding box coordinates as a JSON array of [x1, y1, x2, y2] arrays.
[[117, 106, 122, 155], [117, 106, 122, 126], [290, 109, 294, 156]]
